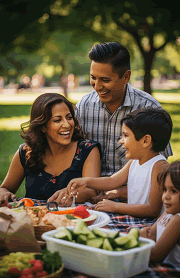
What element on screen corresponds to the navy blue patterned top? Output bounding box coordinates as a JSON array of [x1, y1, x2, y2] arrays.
[[19, 139, 101, 200]]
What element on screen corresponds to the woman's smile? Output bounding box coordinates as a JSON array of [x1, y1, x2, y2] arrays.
[[44, 102, 75, 146]]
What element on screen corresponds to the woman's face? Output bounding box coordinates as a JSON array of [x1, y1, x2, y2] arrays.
[[43, 102, 75, 146]]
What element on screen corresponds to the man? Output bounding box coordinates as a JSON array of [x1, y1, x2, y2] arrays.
[[75, 42, 173, 202]]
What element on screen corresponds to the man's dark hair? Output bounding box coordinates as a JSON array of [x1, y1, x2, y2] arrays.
[[89, 42, 130, 78], [121, 107, 172, 152]]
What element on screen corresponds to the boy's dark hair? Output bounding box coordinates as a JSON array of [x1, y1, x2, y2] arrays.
[[121, 107, 172, 152], [157, 161, 180, 192], [88, 42, 130, 78]]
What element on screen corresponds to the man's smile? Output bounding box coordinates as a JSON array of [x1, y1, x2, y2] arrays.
[[99, 91, 109, 96]]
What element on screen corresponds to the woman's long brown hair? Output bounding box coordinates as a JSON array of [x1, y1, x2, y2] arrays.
[[20, 93, 84, 173]]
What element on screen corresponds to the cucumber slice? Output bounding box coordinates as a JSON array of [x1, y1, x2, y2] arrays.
[[65, 228, 73, 241], [93, 228, 107, 238], [128, 228, 139, 240], [107, 231, 119, 239], [54, 228, 72, 241], [107, 231, 120, 245], [87, 238, 104, 248], [102, 238, 113, 251], [87, 231, 97, 239], [114, 247, 124, 251], [77, 234, 87, 245], [124, 237, 138, 249], [54, 231, 70, 241], [114, 236, 130, 246], [73, 219, 91, 235], [57, 227, 67, 231]]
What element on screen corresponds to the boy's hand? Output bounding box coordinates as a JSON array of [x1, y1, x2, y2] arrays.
[[66, 177, 90, 197], [95, 199, 118, 212], [90, 191, 105, 204]]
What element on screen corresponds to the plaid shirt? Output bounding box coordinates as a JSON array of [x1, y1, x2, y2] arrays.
[[75, 83, 173, 176]]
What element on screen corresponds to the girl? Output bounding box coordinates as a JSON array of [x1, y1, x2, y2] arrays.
[[140, 161, 180, 267]]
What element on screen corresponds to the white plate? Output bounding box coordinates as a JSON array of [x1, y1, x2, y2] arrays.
[[56, 208, 110, 229]]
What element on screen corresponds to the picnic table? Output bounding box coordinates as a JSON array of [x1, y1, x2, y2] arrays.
[[6, 199, 180, 277]]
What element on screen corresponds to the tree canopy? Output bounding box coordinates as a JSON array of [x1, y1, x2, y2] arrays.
[[1, 1, 180, 93]]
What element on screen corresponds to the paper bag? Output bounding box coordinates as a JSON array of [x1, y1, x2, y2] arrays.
[[0, 207, 41, 254]]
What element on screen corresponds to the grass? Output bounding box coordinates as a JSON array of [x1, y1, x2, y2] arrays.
[[0, 90, 180, 198]]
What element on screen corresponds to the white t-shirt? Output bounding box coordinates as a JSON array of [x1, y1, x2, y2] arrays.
[[128, 154, 166, 206]]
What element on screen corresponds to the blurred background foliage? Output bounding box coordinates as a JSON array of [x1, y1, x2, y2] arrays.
[[0, 0, 180, 94], [0, 1, 180, 197]]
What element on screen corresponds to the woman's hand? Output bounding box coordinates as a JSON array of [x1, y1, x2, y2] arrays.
[[66, 177, 90, 197], [95, 199, 118, 213], [0, 187, 16, 204], [47, 188, 73, 207]]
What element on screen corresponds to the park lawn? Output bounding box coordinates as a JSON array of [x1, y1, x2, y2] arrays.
[[0, 96, 180, 198]]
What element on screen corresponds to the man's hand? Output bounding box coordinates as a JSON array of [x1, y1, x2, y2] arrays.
[[0, 188, 16, 204]]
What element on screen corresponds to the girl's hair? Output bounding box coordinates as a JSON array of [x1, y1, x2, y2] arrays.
[[20, 93, 84, 173], [157, 161, 180, 191]]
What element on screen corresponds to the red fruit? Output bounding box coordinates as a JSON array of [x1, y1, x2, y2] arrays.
[[32, 260, 43, 272], [21, 268, 33, 275], [20, 276, 27, 278], [8, 266, 21, 274], [29, 259, 36, 265], [36, 271, 48, 277], [25, 275, 34, 278]]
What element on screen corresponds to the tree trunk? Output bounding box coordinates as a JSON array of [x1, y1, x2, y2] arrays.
[[142, 51, 156, 95], [59, 58, 68, 98], [60, 75, 68, 98]]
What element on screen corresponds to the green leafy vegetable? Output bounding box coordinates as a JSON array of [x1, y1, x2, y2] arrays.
[[65, 214, 77, 220], [35, 249, 62, 274]]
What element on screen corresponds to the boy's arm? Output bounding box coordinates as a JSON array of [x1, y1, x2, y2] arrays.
[[91, 186, 127, 204], [150, 214, 180, 263], [66, 160, 132, 196], [95, 160, 168, 218]]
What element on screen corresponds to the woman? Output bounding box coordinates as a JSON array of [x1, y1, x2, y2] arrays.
[[0, 93, 101, 205]]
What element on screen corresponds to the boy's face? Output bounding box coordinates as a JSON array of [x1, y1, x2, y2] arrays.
[[90, 61, 130, 113], [120, 123, 144, 161]]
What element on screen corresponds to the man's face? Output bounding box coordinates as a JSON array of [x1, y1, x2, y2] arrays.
[[90, 61, 130, 112]]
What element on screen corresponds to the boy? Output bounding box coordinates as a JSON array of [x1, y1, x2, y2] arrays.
[[66, 107, 172, 218]]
